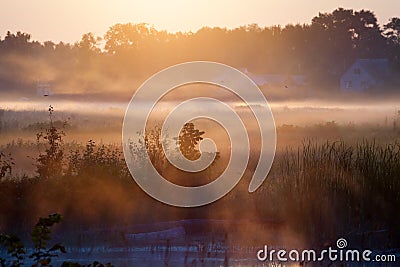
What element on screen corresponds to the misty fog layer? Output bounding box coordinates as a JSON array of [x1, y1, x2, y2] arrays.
[[0, 7, 400, 103]]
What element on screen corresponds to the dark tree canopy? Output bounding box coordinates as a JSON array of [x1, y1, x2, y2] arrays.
[[178, 123, 205, 161], [0, 7, 399, 99]]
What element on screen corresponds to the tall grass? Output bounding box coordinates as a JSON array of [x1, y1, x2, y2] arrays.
[[1, 113, 400, 251], [270, 140, 400, 248]]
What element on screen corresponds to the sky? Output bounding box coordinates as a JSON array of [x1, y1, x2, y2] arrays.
[[1, 0, 400, 44]]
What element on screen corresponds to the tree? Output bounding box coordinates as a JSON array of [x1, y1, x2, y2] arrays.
[[75, 33, 101, 53], [384, 17, 400, 45], [310, 8, 356, 83], [178, 123, 205, 161], [104, 23, 159, 54], [384, 17, 400, 69], [353, 10, 384, 57], [43, 41, 55, 51], [309, 8, 384, 85], [1, 31, 31, 51], [36, 106, 65, 179]]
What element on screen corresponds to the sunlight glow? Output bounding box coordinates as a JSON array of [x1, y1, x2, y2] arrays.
[[0, 0, 399, 43]]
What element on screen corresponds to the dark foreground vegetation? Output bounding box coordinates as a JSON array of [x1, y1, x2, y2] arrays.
[[1, 213, 114, 267], [0, 107, 399, 266]]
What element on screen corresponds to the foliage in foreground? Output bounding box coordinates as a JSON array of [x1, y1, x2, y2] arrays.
[[0, 106, 400, 251], [0, 214, 113, 267]]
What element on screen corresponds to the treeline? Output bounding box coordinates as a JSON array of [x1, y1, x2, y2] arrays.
[[1, 7, 400, 99]]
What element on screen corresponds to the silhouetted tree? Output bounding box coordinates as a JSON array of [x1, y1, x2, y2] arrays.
[[384, 17, 400, 69], [1, 31, 31, 52], [384, 17, 400, 45], [75, 33, 101, 52], [178, 123, 205, 161], [36, 106, 65, 179]]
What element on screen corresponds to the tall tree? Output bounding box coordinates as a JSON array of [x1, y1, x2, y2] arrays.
[[75, 32, 101, 53], [384, 17, 400, 45]]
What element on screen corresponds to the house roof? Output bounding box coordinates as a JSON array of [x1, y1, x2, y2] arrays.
[[355, 58, 389, 80]]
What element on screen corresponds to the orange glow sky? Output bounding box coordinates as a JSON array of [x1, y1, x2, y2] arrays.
[[1, 0, 400, 43]]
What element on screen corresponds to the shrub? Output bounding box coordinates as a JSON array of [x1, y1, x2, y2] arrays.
[[36, 106, 66, 179]]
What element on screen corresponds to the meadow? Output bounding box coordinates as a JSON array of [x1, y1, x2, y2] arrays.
[[0, 103, 400, 266]]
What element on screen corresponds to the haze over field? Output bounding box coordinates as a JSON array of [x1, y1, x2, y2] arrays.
[[0, 4, 400, 104], [1, 2, 400, 266]]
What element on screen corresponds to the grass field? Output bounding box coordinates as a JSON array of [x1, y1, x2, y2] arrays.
[[1, 104, 400, 266]]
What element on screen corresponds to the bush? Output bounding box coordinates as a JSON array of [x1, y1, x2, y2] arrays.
[[36, 106, 66, 179], [0, 214, 114, 267]]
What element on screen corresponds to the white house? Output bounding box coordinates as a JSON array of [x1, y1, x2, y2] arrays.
[[340, 59, 390, 92]]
